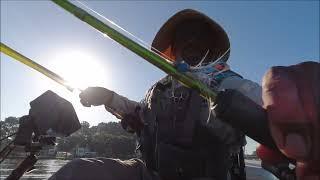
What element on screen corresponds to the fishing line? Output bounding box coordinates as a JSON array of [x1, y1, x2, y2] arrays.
[[75, 1, 173, 63]]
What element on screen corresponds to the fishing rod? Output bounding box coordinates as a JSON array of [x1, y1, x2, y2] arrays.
[[0, 42, 74, 92], [51, 1, 296, 166], [51, 0, 217, 102], [1, 43, 128, 120]]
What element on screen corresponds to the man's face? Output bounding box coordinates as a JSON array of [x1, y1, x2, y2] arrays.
[[172, 21, 214, 66]]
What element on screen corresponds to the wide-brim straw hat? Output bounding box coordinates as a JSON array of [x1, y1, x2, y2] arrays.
[[152, 9, 230, 63]]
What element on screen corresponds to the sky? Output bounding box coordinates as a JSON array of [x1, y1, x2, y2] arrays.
[[1, 1, 319, 154]]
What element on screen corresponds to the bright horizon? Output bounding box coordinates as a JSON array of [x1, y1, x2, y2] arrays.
[[1, 1, 319, 154]]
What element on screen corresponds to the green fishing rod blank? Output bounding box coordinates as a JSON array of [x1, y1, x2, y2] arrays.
[[0, 42, 74, 92], [51, 0, 217, 101]]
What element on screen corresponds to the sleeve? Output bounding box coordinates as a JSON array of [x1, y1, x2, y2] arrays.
[[104, 92, 144, 133], [205, 75, 262, 151], [218, 76, 262, 106], [104, 91, 140, 119]]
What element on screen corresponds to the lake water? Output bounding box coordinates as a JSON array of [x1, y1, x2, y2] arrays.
[[0, 159, 69, 179], [0, 159, 277, 180]]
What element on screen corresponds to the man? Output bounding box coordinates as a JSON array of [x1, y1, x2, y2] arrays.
[[49, 9, 286, 180]]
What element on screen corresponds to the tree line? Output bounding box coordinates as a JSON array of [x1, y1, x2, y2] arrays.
[[0, 117, 137, 159]]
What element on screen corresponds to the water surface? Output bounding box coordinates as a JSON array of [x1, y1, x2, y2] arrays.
[[0, 159, 69, 179], [0, 159, 277, 179]]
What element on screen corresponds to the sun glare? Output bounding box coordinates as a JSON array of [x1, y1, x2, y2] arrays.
[[50, 51, 106, 90]]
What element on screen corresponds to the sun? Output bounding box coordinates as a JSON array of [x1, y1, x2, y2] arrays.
[[49, 51, 106, 90]]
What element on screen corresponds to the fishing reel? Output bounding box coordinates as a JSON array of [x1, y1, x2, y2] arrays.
[[0, 90, 81, 180]]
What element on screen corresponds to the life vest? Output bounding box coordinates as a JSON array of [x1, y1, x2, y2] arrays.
[[139, 72, 245, 180]]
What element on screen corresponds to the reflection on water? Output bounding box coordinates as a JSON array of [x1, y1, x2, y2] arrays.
[[0, 159, 69, 179]]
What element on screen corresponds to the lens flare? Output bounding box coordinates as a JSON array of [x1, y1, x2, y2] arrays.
[[50, 51, 106, 90]]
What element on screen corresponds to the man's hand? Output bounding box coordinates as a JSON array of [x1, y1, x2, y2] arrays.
[[79, 87, 114, 107], [258, 61, 320, 179]]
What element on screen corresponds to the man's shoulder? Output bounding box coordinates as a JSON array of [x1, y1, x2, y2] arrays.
[[158, 75, 172, 85], [149, 76, 172, 91], [141, 76, 172, 103]]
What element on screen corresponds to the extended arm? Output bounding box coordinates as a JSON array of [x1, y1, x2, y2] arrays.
[[79, 87, 144, 132], [205, 72, 262, 149]]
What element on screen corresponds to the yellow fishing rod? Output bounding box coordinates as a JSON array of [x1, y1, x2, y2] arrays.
[[0, 42, 74, 92], [1, 42, 125, 119]]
